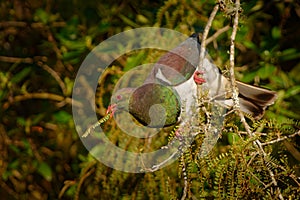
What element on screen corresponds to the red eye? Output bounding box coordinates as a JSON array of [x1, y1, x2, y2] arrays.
[[116, 95, 122, 100]]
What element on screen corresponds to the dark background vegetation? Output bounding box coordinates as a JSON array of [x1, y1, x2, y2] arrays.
[[0, 0, 300, 199]]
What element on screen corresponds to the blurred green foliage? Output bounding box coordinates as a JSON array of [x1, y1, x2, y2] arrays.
[[0, 0, 300, 199]]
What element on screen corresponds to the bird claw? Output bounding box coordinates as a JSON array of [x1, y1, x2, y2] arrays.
[[193, 70, 206, 85], [174, 128, 183, 141]]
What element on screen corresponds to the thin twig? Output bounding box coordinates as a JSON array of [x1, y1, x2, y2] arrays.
[[198, 4, 220, 68], [58, 180, 76, 199], [206, 25, 230, 45], [248, 170, 267, 187], [0, 21, 66, 28], [196, 4, 220, 144], [140, 149, 179, 172], [269, 158, 300, 187], [180, 156, 188, 200], [261, 130, 300, 146], [238, 131, 268, 136], [228, 0, 284, 199], [228, 3, 240, 110], [2, 92, 82, 109], [37, 62, 67, 95], [74, 163, 96, 200], [255, 139, 284, 199], [0, 55, 67, 95], [0, 55, 34, 63], [0, 181, 19, 200], [150, 151, 179, 172]]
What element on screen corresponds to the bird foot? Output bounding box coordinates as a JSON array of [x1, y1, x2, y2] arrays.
[[193, 70, 206, 85], [174, 128, 183, 141]]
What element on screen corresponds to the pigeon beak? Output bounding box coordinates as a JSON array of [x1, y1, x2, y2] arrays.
[[193, 70, 206, 85], [106, 103, 117, 117]]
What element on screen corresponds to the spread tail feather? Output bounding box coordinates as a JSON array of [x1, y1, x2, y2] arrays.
[[236, 81, 277, 119]]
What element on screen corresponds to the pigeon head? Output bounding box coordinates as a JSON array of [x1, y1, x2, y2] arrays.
[[110, 87, 135, 112], [145, 33, 201, 86]]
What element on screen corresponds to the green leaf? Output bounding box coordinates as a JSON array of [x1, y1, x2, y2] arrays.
[[16, 117, 26, 126], [279, 108, 300, 119], [278, 48, 300, 61], [34, 9, 50, 24], [97, 22, 110, 33], [59, 39, 87, 51], [64, 77, 74, 96], [31, 113, 45, 125], [257, 64, 276, 79], [62, 51, 83, 61], [22, 138, 33, 156], [284, 85, 300, 99], [2, 170, 11, 181], [8, 158, 19, 169], [11, 67, 31, 84], [243, 40, 257, 51], [136, 14, 149, 24], [124, 51, 147, 71], [241, 71, 257, 83], [271, 71, 293, 88], [227, 132, 240, 145], [37, 162, 52, 181], [0, 71, 8, 86], [289, 63, 300, 81], [65, 185, 76, 197], [9, 144, 20, 153], [271, 27, 281, 39], [118, 14, 139, 28], [53, 110, 72, 124]]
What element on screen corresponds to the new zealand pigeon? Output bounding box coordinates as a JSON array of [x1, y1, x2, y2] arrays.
[[109, 33, 277, 129]]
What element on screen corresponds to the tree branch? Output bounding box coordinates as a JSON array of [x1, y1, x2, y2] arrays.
[[228, 0, 284, 199], [37, 62, 67, 95], [261, 130, 300, 146], [3, 92, 82, 109], [206, 25, 230, 45], [198, 4, 220, 68]]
